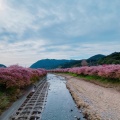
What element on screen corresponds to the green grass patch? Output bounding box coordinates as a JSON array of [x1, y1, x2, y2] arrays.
[[65, 72, 120, 85], [66, 72, 78, 77], [0, 92, 10, 114], [0, 85, 21, 115]]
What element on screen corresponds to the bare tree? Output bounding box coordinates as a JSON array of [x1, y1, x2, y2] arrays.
[[81, 60, 88, 66]]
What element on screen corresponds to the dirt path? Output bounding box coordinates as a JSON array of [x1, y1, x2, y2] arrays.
[[59, 74, 120, 120]]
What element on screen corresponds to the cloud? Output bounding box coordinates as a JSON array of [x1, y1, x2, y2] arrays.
[[0, 0, 120, 38], [0, 0, 120, 66]]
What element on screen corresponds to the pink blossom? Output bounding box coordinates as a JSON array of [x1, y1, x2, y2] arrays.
[[0, 65, 47, 88]]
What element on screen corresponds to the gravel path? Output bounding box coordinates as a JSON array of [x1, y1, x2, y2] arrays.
[[62, 74, 120, 120]]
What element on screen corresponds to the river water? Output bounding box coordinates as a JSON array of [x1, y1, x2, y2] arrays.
[[41, 74, 85, 120]]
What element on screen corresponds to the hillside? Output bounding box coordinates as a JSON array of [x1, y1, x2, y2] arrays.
[[30, 52, 120, 69], [87, 54, 105, 66], [30, 59, 75, 69], [61, 54, 105, 68], [0, 64, 6, 68], [98, 52, 120, 64], [60, 60, 82, 68], [61, 52, 119, 68], [87, 54, 105, 61]]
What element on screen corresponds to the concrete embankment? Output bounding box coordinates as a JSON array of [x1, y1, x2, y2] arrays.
[[0, 77, 48, 120]]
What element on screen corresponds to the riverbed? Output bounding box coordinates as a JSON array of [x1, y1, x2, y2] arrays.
[[41, 74, 85, 120], [0, 74, 85, 120]]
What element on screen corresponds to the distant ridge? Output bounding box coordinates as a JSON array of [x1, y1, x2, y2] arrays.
[[87, 54, 105, 61], [30, 54, 105, 69], [87, 54, 105, 66], [30, 52, 120, 69], [30, 59, 75, 69], [61, 54, 105, 68], [98, 52, 120, 64]]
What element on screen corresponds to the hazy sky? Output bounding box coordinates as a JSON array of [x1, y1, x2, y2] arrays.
[[0, 0, 120, 67]]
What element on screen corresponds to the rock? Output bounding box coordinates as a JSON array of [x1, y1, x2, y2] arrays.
[[74, 116, 81, 120], [70, 109, 73, 112]]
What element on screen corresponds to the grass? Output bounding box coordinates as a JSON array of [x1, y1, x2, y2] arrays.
[[0, 85, 21, 115], [0, 92, 10, 114], [0, 76, 46, 115], [66, 72, 120, 83], [64, 72, 120, 90]]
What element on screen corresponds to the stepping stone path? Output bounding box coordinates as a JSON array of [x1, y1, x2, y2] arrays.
[[10, 79, 49, 120]]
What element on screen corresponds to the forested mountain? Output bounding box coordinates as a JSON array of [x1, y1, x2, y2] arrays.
[[30, 54, 105, 69], [30, 52, 120, 69], [60, 54, 105, 68], [30, 59, 75, 69], [88, 54, 105, 61], [98, 52, 120, 64], [59, 60, 81, 68], [87, 54, 105, 66]]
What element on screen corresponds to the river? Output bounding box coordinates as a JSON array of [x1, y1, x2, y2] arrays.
[[41, 74, 85, 120]]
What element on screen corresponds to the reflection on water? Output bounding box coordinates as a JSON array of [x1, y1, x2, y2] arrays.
[[41, 74, 85, 120]]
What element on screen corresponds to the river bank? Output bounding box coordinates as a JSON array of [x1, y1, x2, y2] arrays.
[[58, 73, 120, 120], [0, 77, 46, 120], [41, 74, 85, 120], [0, 74, 85, 120]]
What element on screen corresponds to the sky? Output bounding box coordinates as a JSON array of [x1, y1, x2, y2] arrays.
[[0, 0, 120, 67]]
